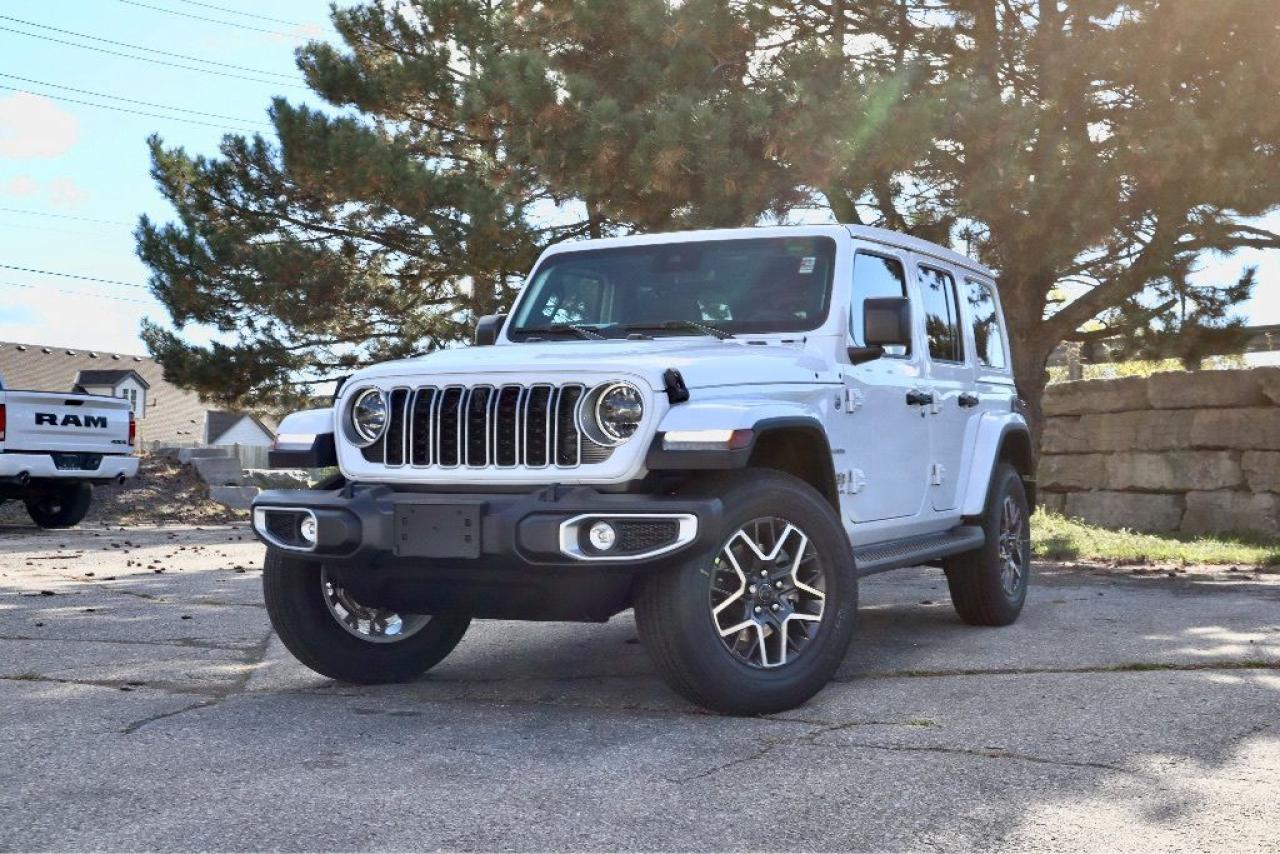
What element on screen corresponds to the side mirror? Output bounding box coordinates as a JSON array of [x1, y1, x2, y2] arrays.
[[474, 314, 507, 346], [863, 297, 912, 348]]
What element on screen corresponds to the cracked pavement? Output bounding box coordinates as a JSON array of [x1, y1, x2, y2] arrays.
[[2, 523, 1279, 851]]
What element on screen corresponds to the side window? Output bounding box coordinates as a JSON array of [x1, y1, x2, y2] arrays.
[[850, 251, 910, 356], [918, 266, 964, 363], [966, 279, 1007, 369]]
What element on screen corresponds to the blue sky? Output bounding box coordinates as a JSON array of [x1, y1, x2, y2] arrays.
[[0, 0, 1277, 357]]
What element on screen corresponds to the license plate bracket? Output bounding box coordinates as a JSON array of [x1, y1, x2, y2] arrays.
[[392, 502, 482, 559]]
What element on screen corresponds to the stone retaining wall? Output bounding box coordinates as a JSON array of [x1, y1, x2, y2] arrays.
[[1039, 368, 1280, 535]]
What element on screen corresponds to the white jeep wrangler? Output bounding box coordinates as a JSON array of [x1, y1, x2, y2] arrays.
[[253, 225, 1034, 714]]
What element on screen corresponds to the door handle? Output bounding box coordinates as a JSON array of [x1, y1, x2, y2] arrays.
[[906, 389, 934, 407], [959, 392, 980, 408]]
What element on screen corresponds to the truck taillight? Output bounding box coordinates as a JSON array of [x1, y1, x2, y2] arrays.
[[0, 403, 5, 441], [128, 411, 136, 447]]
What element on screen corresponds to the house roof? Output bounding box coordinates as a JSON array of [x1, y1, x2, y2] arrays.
[[74, 369, 151, 389], [204, 410, 275, 444], [0, 341, 213, 445]]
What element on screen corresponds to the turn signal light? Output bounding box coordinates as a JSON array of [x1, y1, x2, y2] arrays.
[[0, 403, 6, 441], [128, 412, 136, 448]]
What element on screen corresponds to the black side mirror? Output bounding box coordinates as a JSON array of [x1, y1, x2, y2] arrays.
[[474, 314, 507, 346], [864, 297, 912, 348]]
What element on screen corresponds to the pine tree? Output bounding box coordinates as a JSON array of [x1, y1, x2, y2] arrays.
[[140, 0, 1280, 436]]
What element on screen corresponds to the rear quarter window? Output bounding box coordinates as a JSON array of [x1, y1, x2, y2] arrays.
[[965, 279, 1008, 369]]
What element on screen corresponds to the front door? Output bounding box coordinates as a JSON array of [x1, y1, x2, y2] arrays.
[[835, 249, 932, 524]]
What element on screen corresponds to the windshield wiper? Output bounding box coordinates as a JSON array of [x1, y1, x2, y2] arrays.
[[517, 323, 606, 341], [621, 320, 735, 340]]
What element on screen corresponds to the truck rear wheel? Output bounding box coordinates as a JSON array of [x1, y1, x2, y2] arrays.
[[634, 470, 858, 715], [262, 551, 471, 684], [25, 483, 93, 529], [943, 463, 1031, 626]]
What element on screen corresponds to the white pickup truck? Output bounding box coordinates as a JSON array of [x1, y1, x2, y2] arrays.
[[252, 224, 1035, 714], [0, 372, 138, 528]]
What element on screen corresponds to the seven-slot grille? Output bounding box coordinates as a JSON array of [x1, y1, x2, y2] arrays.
[[360, 383, 615, 469]]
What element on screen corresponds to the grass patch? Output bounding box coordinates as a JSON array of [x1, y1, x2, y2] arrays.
[[1031, 509, 1280, 567]]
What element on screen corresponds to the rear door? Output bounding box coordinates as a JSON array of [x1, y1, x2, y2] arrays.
[[834, 248, 932, 524], [1, 391, 132, 453], [913, 261, 975, 513]]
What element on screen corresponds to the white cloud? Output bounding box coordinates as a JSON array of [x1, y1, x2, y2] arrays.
[[0, 281, 157, 354], [47, 177, 90, 209], [3, 174, 38, 196], [0, 93, 80, 159]]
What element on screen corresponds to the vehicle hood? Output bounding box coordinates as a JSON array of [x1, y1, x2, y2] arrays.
[[348, 338, 838, 390]]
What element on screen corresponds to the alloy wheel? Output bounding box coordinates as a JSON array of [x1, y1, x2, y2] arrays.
[[321, 569, 432, 643], [997, 496, 1028, 597], [708, 517, 826, 668]]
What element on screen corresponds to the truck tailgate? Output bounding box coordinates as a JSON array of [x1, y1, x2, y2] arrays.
[[1, 390, 132, 454]]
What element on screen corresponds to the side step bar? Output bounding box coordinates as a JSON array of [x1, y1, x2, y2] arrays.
[[854, 525, 985, 577]]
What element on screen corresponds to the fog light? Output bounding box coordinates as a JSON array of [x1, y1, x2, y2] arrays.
[[587, 521, 616, 551], [299, 515, 318, 545]]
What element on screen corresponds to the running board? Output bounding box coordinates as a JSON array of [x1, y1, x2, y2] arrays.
[[854, 525, 985, 577]]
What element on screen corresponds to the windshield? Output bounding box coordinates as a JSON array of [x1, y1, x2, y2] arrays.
[[508, 236, 836, 340]]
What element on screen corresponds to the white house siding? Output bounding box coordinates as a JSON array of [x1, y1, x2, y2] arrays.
[[211, 416, 273, 447], [115, 376, 147, 416]]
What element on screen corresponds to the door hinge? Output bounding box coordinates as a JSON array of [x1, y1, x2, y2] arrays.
[[844, 387, 865, 414], [837, 468, 867, 495], [930, 462, 945, 486]]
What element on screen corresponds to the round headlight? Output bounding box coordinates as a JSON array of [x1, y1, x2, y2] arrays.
[[349, 388, 388, 446], [593, 382, 644, 445]]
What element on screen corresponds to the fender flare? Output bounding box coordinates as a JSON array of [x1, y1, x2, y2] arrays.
[[960, 416, 1036, 516]]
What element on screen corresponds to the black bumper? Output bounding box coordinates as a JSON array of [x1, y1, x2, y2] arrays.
[[251, 484, 722, 622]]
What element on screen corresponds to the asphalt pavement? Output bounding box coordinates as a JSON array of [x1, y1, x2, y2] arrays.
[[2, 522, 1278, 851]]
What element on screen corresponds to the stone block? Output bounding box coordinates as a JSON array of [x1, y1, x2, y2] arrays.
[[1059, 410, 1196, 453], [1063, 491, 1184, 533], [193, 455, 244, 486], [1188, 408, 1280, 451], [1043, 375, 1150, 416], [1146, 368, 1278, 410], [1102, 451, 1242, 492], [1181, 491, 1280, 537], [1038, 492, 1067, 514], [1038, 454, 1107, 491], [1041, 416, 1085, 454], [207, 486, 259, 511], [1242, 451, 1280, 493], [177, 446, 235, 464], [1261, 369, 1280, 405]]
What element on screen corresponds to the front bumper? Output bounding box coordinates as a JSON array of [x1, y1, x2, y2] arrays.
[[251, 484, 723, 621], [0, 451, 138, 484]]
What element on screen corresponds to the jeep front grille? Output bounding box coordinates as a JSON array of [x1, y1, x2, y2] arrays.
[[361, 383, 613, 469]]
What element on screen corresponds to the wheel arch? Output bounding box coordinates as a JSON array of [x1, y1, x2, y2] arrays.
[[745, 418, 840, 511], [960, 417, 1036, 516]]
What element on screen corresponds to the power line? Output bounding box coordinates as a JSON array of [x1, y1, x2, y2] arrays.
[[0, 14, 299, 81], [0, 264, 149, 291], [0, 84, 263, 133], [0, 16, 306, 87], [117, 0, 298, 38], [0, 279, 158, 306], [0, 207, 132, 227], [174, 0, 304, 28], [0, 73, 273, 128]]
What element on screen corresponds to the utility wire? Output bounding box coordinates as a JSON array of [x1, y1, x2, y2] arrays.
[[117, 0, 298, 38], [0, 264, 149, 291], [0, 73, 273, 128], [0, 207, 132, 227], [0, 279, 158, 306], [0, 14, 299, 80], [0, 17, 306, 87], [174, 0, 305, 28], [0, 84, 263, 133]]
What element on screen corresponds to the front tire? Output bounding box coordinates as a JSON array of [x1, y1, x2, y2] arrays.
[[943, 463, 1031, 626], [262, 551, 470, 684], [25, 483, 93, 529], [635, 470, 858, 715]]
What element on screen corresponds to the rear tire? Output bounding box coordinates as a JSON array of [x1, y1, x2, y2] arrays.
[[25, 483, 93, 529], [943, 463, 1030, 626], [262, 550, 470, 684], [634, 470, 858, 715]]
